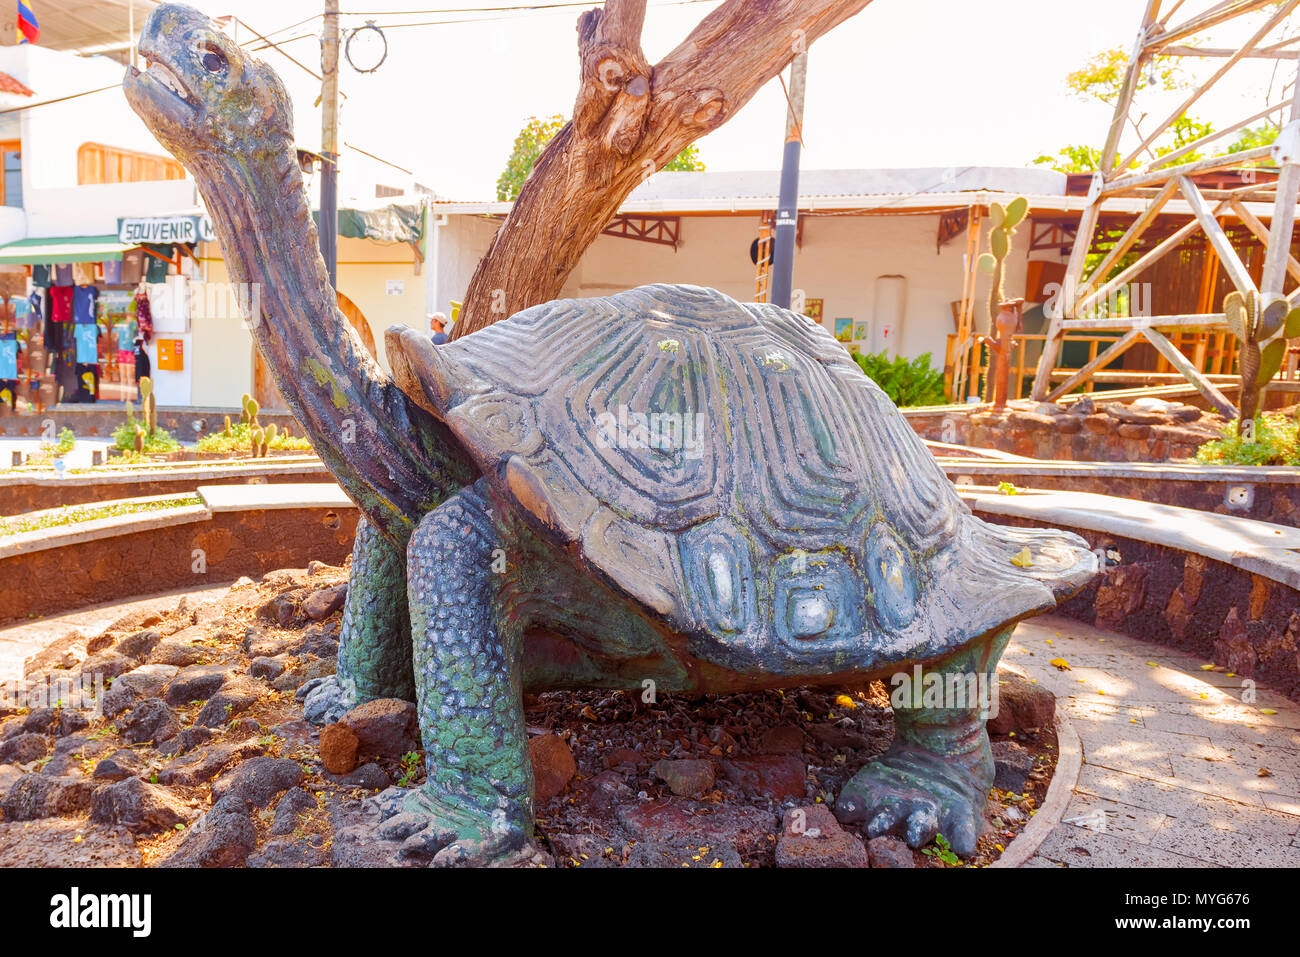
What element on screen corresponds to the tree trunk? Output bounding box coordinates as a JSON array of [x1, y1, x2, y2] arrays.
[[451, 0, 873, 339]]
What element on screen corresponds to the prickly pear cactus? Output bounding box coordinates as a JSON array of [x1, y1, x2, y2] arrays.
[[977, 197, 1029, 405], [1224, 291, 1300, 434]]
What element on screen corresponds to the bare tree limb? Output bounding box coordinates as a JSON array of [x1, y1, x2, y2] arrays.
[[452, 0, 872, 339]]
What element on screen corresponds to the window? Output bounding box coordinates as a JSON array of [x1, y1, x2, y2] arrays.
[[77, 143, 185, 185], [0, 140, 19, 208]]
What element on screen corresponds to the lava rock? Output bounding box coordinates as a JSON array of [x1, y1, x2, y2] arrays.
[[210, 756, 303, 812], [991, 739, 1035, 794], [194, 676, 265, 728], [625, 842, 743, 868], [119, 698, 180, 745], [148, 639, 207, 668], [113, 663, 179, 698], [341, 699, 419, 759], [155, 726, 214, 759], [155, 739, 265, 787], [302, 584, 347, 621], [116, 629, 162, 662], [330, 762, 391, 791], [529, 733, 576, 803], [759, 724, 806, 754], [319, 722, 359, 775], [986, 673, 1056, 735], [248, 835, 327, 868], [270, 786, 317, 835], [1, 775, 95, 820], [90, 777, 193, 835], [92, 749, 146, 782], [78, 653, 136, 683], [775, 804, 868, 868], [249, 656, 286, 681], [652, 758, 716, 798], [719, 754, 808, 800], [165, 665, 232, 706], [0, 733, 51, 765], [868, 835, 915, 868], [160, 808, 257, 867], [616, 800, 779, 855]]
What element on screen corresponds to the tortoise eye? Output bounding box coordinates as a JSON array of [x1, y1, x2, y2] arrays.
[[199, 41, 228, 75]]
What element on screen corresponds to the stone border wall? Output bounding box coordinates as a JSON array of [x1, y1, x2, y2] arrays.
[[908, 399, 1227, 462], [946, 465, 1300, 525], [0, 462, 330, 516], [975, 511, 1300, 702], [0, 406, 300, 442], [0, 505, 358, 627]]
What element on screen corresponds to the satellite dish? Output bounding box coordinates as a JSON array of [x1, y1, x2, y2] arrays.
[[345, 21, 388, 74]]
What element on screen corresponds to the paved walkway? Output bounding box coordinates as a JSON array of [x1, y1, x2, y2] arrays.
[[1008, 614, 1300, 867], [0, 584, 232, 682]]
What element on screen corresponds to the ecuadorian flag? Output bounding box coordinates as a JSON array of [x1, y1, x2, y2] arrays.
[[16, 1, 39, 45]]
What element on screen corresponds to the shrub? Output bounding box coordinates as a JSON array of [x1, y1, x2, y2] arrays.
[[851, 350, 948, 408], [1195, 412, 1298, 466]]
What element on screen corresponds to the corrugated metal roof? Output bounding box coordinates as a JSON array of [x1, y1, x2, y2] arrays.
[[431, 166, 1070, 215], [0, 0, 162, 62]]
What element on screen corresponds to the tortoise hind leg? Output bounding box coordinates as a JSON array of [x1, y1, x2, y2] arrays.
[[835, 625, 1012, 856], [304, 517, 413, 724], [380, 478, 540, 866]]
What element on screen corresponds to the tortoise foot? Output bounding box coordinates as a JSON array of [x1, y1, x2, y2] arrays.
[[376, 787, 546, 868], [834, 745, 988, 856], [300, 674, 354, 726]]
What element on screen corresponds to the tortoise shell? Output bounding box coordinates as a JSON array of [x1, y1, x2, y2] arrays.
[[387, 285, 1096, 675]]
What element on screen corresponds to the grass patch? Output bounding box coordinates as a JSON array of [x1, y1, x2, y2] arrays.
[[0, 495, 202, 537]]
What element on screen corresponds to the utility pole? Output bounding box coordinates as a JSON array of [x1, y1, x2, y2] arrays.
[[770, 49, 807, 310], [320, 0, 341, 289]]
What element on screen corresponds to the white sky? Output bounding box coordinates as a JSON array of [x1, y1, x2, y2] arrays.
[[174, 0, 1300, 200]]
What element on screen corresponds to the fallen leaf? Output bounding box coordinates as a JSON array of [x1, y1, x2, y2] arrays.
[[1258, 767, 1272, 778], [1050, 658, 1071, 671], [1010, 548, 1034, 567], [1259, 708, 1278, 715]]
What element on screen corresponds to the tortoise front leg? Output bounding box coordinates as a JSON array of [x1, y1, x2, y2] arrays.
[[380, 479, 539, 866], [835, 625, 1012, 856]]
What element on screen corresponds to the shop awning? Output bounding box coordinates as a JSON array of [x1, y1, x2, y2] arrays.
[[0, 235, 137, 265], [312, 204, 424, 245]]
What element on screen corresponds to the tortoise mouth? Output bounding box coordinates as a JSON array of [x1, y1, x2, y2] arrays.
[[124, 42, 202, 133]]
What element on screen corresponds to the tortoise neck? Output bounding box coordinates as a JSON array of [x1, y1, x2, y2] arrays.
[[188, 140, 475, 542]]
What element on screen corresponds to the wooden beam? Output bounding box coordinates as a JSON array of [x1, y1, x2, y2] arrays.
[[1145, 100, 1286, 172], [1228, 198, 1300, 286], [1148, 0, 1284, 52], [1031, 200, 1100, 399], [1077, 179, 1179, 302], [1103, 145, 1273, 195], [1143, 326, 1238, 416], [1074, 213, 1205, 318], [1178, 176, 1256, 296], [1118, 0, 1300, 172], [1064, 314, 1227, 331], [1046, 329, 1144, 400], [1261, 56, 1300, 297]]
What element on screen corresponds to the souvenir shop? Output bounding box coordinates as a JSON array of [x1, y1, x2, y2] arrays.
[[0, 221, 198, 412]]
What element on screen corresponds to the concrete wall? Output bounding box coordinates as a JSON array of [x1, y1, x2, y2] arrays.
[[437, 210, 1055, 365]]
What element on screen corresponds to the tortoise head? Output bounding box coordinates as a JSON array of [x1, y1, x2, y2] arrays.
[[124, 4, 292, 166]]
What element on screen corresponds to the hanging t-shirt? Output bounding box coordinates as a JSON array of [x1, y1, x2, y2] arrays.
[[102, 259, 123, 284], [0, 333, 17, 380], [72, 285, 98, 325], [13, 296, 31, 330], [73, 323, 98, 363], [31, 264, 52, 287], [53, 264, 74, 287], [75, 363, 98, 402], [50, 286, 73, 324], [72, 262, 96, 285], [144, 246, 172, 284], [121, 248, 145, 285]]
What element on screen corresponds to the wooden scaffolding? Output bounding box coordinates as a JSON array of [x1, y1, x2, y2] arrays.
[[1030, 0, 1300, 415]]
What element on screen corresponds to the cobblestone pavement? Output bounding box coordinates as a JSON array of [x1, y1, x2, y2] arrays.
[[1009, 614, 1300, 867]]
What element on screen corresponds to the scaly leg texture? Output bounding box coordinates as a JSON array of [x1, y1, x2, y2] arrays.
[[380, 479, 537, 866], [835, 626, 1012, 856], [303, 518, 413, 724]]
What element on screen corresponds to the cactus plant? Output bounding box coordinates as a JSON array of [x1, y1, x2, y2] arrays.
[[977, 197, 1029, 407], [245, 395, 261, 430], [133, 425, 146, 453], [1224, 291, 1300, 435], [264, 422, 279, 450], [240, 393, 252, 425], [249, 426, 264, 458], [223, 414, 232, 436]]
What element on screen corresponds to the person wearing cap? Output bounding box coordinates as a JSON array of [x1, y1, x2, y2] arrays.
[[429, 312, 449, 345]]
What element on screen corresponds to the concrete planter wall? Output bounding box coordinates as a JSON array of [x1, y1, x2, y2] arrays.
[[964, 487, 1300, 702], [0, 459, 331, 515], [0, 484, 358, 627]]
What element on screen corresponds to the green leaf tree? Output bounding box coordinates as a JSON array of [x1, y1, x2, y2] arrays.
[[496, 115, 705, 202]]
